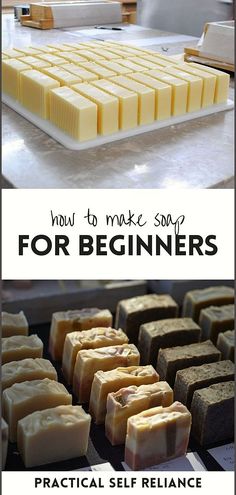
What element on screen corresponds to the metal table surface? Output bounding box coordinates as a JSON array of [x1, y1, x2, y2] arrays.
[[2, 15, 234, 189]]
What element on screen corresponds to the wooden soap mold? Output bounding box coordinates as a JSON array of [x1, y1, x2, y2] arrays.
[[2, 93, 234, 151]]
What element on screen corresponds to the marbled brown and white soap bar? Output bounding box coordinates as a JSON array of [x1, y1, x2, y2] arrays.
[[2, 311, 29, 338], [2, 334, 43, 365], [199, 304, 234, 344], [182, 286, 234, 322], [2, 358, 58, 391]]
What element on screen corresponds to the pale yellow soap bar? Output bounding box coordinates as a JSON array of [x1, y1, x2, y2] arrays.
[[73, 343, 140, 403], [46, 43, 73, 52], [128, 73, 172, 121], [2, 48, 23, 58], [29, 45, 56, 54], [90, 48, 120, 60], [14, 47, 41, 56], [131, 57, 166, 71], [58, 52, 87, 64], [2, 59, 30, 100], [147, 70, 188, 116], [62, 327, 129, 384], [49, 308, 112, 361], [174, 63, 216, 108], [1, 418, 8, 469], [110, 75, 155, 125], [97, 60, 133, 75], [72, 82, 119, 136], [49, 86, 97, 141], [89, 364, 159, 425], [36, 53, 67, 66], [139, 54, 175, 68], [2, 358, 58, 391], [19, 56, 51, 69], [92, 79, 138, 130], [190, 63, 230, 104], [2, 54, 8, 59], [98, 46, 130, 59], [76, 50, 105, 61], [17, 405, 91, 468], [63, 64, 98, 82], [79, 62, 116, 79], [43, 66, 82, 86], [2, 378, 72, 442], [2, 311, 28, 337], [163, 66, 203, 112], [115, 59, 148, 73], [2, 334, 43, 365], [20, 69, 60, 119]]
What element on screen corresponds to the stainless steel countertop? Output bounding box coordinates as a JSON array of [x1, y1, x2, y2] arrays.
[[2, 15, 234, 189]]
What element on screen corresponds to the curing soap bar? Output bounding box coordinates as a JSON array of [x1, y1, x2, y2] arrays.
[[116, 294, 178, 345], [191, 381, 234, 445], [17, 405, 91, 468], [217, 330, 234, 362], [106, 381, 173, 445], [1, 418, 8, 469], [20, 69, 60, 119], [2, 311, 28, 338], [174, 360, 234, 408], [2, 358, 58, 391], [2, 334, 43, 365], [2, 378, 72, 442], [199, 304, 234, 343], [62, 327, 128, 384], [138, 317, 201, 366], [190, 63, 230, 104], [157, 340, 221, 387], [49, 308, 112, 361], [89, 364, 159, 424], [125, 401, 191, 470], [2, 59, 30, 100], [127, 72, 172, 121], [73, 344, 140, 403], [183, 286, 234, 322]]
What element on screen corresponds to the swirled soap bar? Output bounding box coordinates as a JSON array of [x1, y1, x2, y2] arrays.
[[17, 405, 91, 467], [62, 327, 128, 384], [2, 311, 28, 338], [73, 344, 140, 403], [2, 334, 43, 365], [2, 358, 57, 391]]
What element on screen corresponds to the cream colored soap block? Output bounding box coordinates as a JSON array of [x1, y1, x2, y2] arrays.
[[58, 52, 87, 64], [128, 73, 172, 121], [63, 64, 98, 82], [19, 56, 52, 69], [111, 76, 155, 125], [46, 43, 73, 52], [72, 82, 118, 136], [73, 343, 140, 403], [15, 47, 41, 56], [76, 50, 105, 61], [20, 69, 60, 119], [92, 79, 138, 130], [2, 48, 23, 58], [62, 327, 129, 384], [90, 48, 120, 60], [42, 66, 82, 86], [115, 59, 148, 73], [2, 311, 28, 337], [98, 47, 130, 59], [190, 63, 230, 104], [29, 45, 56, 54], [125, 401, 191, 470], [2, 358, 58, 391], [49, 86, 97, 142], [147, 70, 188, 116], [139, 54, 175, 68], [97, 60, 133, 75], [163, 66, 203, 112], [89, 364, 159, 424], [1, 418, 8, 469], [174, 63, 216, 108], [2, 334, 43, 365], [49, 308, 112, 361], [79, 62, 116, 79], [17, 405, 91, 468], [2, 378, 72, 442], [2, 59, 30, 100], [36, 54, 67, 66], [131, 57, 166, 71], [106, 381, 173, 445]]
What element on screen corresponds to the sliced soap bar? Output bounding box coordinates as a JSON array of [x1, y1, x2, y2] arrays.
[[49, 86, 97, 142], [73, 343, 140, 403], [138, 317, 201, 366], [114, 59, 148, 72], [1, 418, 8, 469], [49, 308, 112, 361], [146, 69, 188, 116], [125, 401, 191, 470], [2, 357, 58, 391], [42, 66, 82, 86], [2, 334, 43, 365], [89, 48, 120, 60], [139, 53, 175, 68], [19, 56, 52, 69], [110, 75, 155, 125], [190, 63, 230, 104], [79, 61, 116, 79], [89, 364, 159, 424], [92, 79, 138, 130], [163, 66, 203, 112], [20, 69, 60, 119], [46, 43, 73, 52], [2, 311, 28, 338], [115, 294, 178, 345], [217, 330, 234, 362], [182, 286, 234, 322], [72, 82, 119, 135], [29, 45, 56, 54], [2, 59, 30, 100], [191, 381, 234, 445], [97, 60, 133, 75], [56, 52, 87, 64], [174, 359, 234, 408], [2, 48, 23, 58], [106, 381, 173, 445], [62, 327, 129, 384], [199, 304, 234, 343], [2, 378, 72, 442], [130, 57, 165, 71], [63, 64, 99, 82], [128, 72, 172, 121], [157, 340, 221, 387], [174, 63, 216, 107], [15, 47, 41, 56], [75, 50, 105, 61], [17, 405, 91, 468], [36, 53, 67, 66]]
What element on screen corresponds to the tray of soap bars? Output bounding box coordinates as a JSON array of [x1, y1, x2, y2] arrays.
[[2, 41, 234, 150], [2, 287, 234, 471]]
